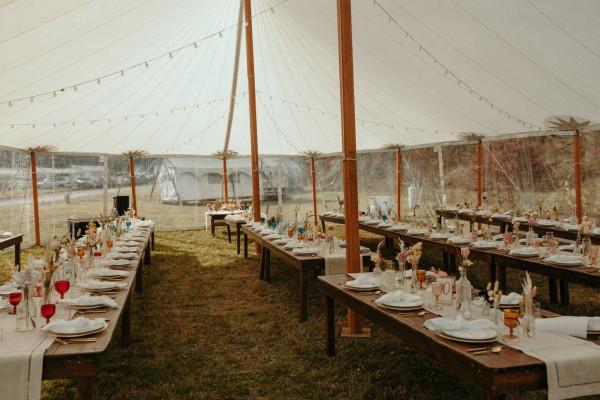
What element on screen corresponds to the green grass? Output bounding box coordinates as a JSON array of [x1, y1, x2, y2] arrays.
[[1, 228, 598, 399]]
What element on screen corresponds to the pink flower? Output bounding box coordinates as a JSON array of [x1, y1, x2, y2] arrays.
[[460, 247, 470, 259], [528, 218, 535, 224]]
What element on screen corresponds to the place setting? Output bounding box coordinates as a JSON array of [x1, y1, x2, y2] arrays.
[[343, 274, 380, 292], [81, 280, 127, 295], [84, 268, 130, 281], [42, 316, 108, 341]]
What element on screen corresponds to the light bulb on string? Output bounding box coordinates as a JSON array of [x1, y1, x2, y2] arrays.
[[53, 123, 56, 128], [244, 20, 249, 27], [72, 122, 75, 126], [30, 97, 33, 102], [74, 85, 77, 91], [32, 124, 35, 128], [169, 52, 173, 59], [53, 91, 57, 97], [219, 31, 223, 37], [270, 7, 274, 13], [97, 78, 101, 84], [121, 70, 124, 77], [8, 101, 12, 107], [145, 62, 149, 68], [194, 42, 198, 48]]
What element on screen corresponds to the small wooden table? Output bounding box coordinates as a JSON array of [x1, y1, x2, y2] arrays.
[[207, 212, 231, 239], [226, 219, 246, 254], [319, 274, 549, 399], [0, 234, 23, 267]]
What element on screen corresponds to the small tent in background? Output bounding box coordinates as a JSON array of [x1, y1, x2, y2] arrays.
[[157, 157, 301, 204]]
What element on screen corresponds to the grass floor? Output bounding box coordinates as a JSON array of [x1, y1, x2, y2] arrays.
[[3, 227, 599, 399]]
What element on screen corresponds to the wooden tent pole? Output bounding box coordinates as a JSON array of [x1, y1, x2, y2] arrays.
[[244, 0, 261, 253], [223, 158, 229, 204], [396, 149, 402, 217], [129, 156, 137, 216], [477, 141, 483, 209], [337, 0, 363, 334], [574, 131, 582, 222], [30, 152, 40, 246], [311, 157, 317, 226]]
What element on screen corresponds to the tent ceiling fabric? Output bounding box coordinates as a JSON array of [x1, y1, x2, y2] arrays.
[[1, 0, 599, 157]]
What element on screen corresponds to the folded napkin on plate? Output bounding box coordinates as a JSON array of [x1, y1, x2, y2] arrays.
[[430, 233, 452, 239], [0, 282, 18, 292], [491, 212, 511, 219], [535, 316, 600, 339], [563, 223, 579, 231], [512, 216, 528, 223], [284, 242, 303, 249], [107, 252, 137, 259], [377, 222, 391, 228], [84, 268, 129, 278], [458, 208, 474, 214], [500, 292, 522, 305], [360, 246, 370, 253], [346, 275, 379, 288], [263, 234, 281, 240], [407, 228, 427, 235], [135, 220, 154, 227], [358, 216, 370, 222], [447, 236, 471, 243], [292, 248, 318, 255], [424, 315, 496, 331], [544, 254, 583, 264], [375, 291, 422, 306], [42, 316, 105, 334], [81, 280, 127, 290], [509, 247, 538, 256], [274, 238, 290, 245], [472, 240, 498, 248], [58, 295, 118, 308]]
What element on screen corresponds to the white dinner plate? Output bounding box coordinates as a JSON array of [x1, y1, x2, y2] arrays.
[[436, 328, 498, 343], [343, 283, 379, 292], [45, 322, 108, 338], [376, 298, 424, 310]]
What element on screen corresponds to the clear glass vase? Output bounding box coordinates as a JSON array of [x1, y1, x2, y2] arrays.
[[16, 285, 37, 331], [410, 264, 418, 293], [397, 259, 406, 288], [521, 302, 536, 338]]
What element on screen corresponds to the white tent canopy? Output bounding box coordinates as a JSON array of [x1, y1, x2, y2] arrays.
[[1, 0, 599, 157]]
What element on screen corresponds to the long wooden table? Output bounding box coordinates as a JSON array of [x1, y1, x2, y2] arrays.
[[40, 225, 154, 399], [241, 225, 371, 322], [0, 233, 23, 267], [208, 212, 231, 239], [319, 274, 551, 399], [321, 215, 600, 306], [436, 208, 600, 245]]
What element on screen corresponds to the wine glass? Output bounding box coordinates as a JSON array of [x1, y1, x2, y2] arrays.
[[125, 220, 132, 232], [417, 269, 427, 290], [503, 309, 519, 339], [107, 236, 114, 252], [298, 226, 304, 242], [77, 247, 85, 261], [588, 245, 599, 266], [8, 292, 21, 315], [287, 225, 293, 238], [40, 303, 56, 325], [271, 221, 277, 230], [430, 282, 443, 310], [54, 280, 70, 300]]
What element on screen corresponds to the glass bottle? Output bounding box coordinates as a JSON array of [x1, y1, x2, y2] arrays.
[[16, 285, 37, 331]]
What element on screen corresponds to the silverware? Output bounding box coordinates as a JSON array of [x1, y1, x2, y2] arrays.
[[472, 346, 503, 355], [56, 337, 98, 345], [467, 345, 505, 353]]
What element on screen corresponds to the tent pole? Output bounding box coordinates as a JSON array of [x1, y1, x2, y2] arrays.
[[337, 0, 363, 335], [477, 141, 483, 209], [103, 156, 109, 216], [30, 152, 40, 246], [223, 0, 244, 154], [223, 158, 229, 204], [574, 130, 582, 222], [129, 156, 137, 216], [311, 157, 318, 226], [244, 0, 261, 254], [396, 149, 402, 218]]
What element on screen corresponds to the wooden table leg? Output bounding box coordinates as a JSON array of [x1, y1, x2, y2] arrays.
[[78, 377, 95, 400], [300, 270, 308, 322], [321, 220, 326, 232], [548, 277, 558, 304], [488, 260, 496, 285], [236, 227, 241, 255], [151, 230, 155, 251], [136, 259, 143, 294], [265, 248, 271, 282], [15, 241, 20, 267], [442, 252, 449, 270], [227, 224, 232, 243], [326, 295, 335, 356], [211, 218, 215, 237], [559, 279, 570, 305], [449, 253, 457, 274], [122, 294, 131, 346], [243, 233, 248, 258], [259, 247, 266, 280], [144, 242, 151, 266], [497, 264, 506, 294]]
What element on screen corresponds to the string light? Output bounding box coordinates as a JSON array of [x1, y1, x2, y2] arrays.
[[1, 0, 291, 108], [30, 97, 33, 102], [53, 91, 57, 97], [8, 101, 12, 107], [372, 1, 541, 130]]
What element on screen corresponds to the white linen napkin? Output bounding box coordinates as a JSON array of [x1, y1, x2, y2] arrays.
[[375, 291, 422, 306], [423, 315, 496, 331], [535, 316, 594, 339], [346, 275, 379, 288], [84, 268, 129, 278], [58, 295, 119, 308], [509, 247, 538, 256], [500, 292, 522, 305], [42, 316, 105, 334]]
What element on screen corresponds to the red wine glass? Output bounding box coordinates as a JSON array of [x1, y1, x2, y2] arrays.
[[8, 292, 22, 315], [54, 280, 70, 300], [40, 303, 56, 325]]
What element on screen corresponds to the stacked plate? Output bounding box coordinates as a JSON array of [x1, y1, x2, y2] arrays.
[[108, 259, 131, 269], [430, 232, 452, 240], [388, 225, 408, 232], [509, 247, 539, 258], [42, 316, 107, 338], [544, 254, 584, 267], [406, 228, 427, 235], [86, 268, 129, 281], [59, 295, 118, 310], [472, 241, 498, 249], [292, 248, 319, 256], [375, 292, 424, 311], [447, 236, 472, 245], [107, 252, 137, 260], [344, 275, 380, 291], [81, 280, 127, 294], [435, 328, 498, 343], [362, 220, 380, 225]]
